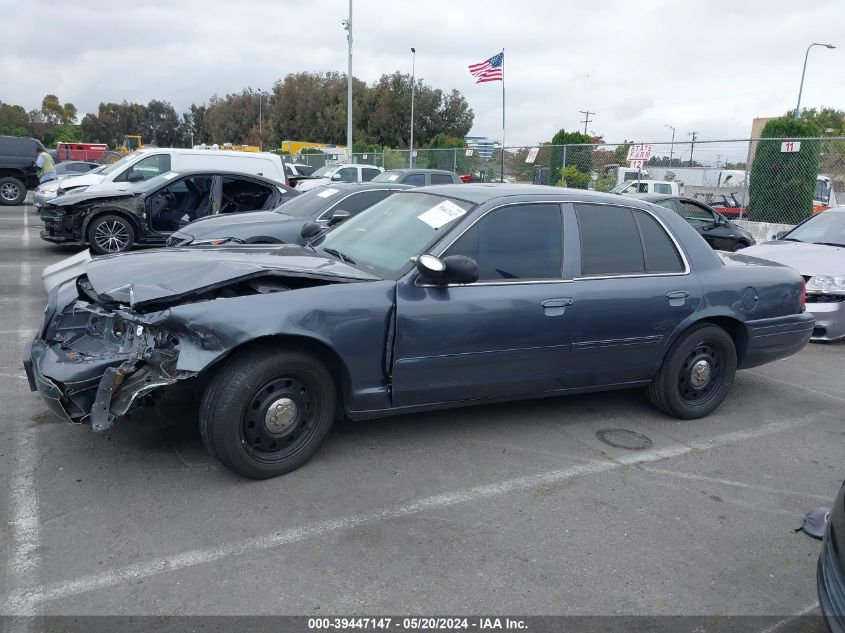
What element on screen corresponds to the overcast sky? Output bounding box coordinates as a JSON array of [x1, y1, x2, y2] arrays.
[[3, 0, 844, 146]]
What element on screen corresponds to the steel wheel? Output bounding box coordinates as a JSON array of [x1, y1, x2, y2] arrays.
[[199, 348, 337, 479], [646, 324, 737, 420], [241, 375, 320, 463], [0, 181, 21, 202], [677, 343, 723, 406]]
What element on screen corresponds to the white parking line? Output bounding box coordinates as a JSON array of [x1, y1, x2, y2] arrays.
[[0, 414, 815, 613], [5, 205, 41, 617], [757, 601, 819, 633]]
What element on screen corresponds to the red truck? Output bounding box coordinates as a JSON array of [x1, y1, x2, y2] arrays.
[[56, 142, 108, 162]]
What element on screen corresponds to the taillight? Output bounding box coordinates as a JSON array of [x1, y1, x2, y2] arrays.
[[800, 279, 806, 311]]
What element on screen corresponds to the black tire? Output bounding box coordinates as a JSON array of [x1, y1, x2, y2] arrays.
[[731, 241, 749, 252], [646, 324, 737, 419], [199, 346, 337, 479], [0, 176, 26, 205], [87, 214, 136, 254]]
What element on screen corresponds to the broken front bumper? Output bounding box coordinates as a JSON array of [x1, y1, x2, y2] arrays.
[[24, 288, 190, 431]]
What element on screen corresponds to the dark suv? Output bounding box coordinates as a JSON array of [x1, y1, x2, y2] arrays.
[[0, 136, 45, 205]]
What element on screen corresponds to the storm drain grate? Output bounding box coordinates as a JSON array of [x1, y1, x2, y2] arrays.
[[595, 428, 653, 451]]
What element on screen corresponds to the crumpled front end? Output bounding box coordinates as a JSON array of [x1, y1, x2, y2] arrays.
[[24, 279, 193, 431]]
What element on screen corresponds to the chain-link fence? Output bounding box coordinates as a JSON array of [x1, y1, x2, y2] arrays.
[[316, 137, 844, 227]]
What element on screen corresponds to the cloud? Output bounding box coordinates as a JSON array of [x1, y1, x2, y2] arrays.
[[3, 0, 843, 146]]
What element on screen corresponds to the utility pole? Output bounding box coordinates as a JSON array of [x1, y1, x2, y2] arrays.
[[578, 109, 594, 136], [664, 124, 675, 165], [687, 131, 697, 166], [409, 47, 416, 168], [342, 0, 353, 160]]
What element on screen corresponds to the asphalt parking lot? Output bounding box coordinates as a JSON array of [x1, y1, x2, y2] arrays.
[[0, 198, 842, 627]]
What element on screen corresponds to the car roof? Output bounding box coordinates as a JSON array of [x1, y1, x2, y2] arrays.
[[311, 182, 414, 192], [382, 169, 458, 175], [408, 183, 667, 207], [640, 194, 695, 204]]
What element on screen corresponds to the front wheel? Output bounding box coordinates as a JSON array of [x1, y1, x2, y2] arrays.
[[87, 214, 136, 254], [199, 347, 337, 479], [646, 324, 737, 419]]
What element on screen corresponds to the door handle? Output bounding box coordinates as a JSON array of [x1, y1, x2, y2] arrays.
[[666, 290, 690, 307], [541, 298, 574, 316]]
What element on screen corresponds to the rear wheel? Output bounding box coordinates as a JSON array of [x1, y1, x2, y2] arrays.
[[0, 177, 26, 205], [87, 214, 136, 254], [647, 324, 737, 419], [731, 241, 750, 251], [199, 347, 336, 479]]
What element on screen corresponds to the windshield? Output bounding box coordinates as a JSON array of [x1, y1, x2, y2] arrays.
[[99, 152, 139, 176], [315, 192, 474, 279], [610, 181, 632, 193], [311, 165, 337, 177], [272, 187, 342, 218], [784, 211, 845, 246]]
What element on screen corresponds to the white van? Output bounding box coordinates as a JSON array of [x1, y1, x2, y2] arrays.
[[611, 179, 682, 196], [40, 149, 287, 203]]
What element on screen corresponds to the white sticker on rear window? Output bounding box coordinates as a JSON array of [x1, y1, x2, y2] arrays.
[[161, 172, 179, 180], [417, 200, 467, 229], [386, 174, 399, 181], [316, 188, 340, 198]]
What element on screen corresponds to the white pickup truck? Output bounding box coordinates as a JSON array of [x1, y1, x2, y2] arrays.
[[611, 179, 682, 196], [295, 163, 384, 192]]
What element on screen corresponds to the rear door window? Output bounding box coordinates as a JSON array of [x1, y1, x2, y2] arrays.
[[575, 204, 683, 276], [403, 174, 427, 186], [576, 204, 644, 275], [361, 167, 381, 182]]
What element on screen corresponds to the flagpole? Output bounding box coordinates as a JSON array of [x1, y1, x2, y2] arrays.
[[501, 48, 505, 181]]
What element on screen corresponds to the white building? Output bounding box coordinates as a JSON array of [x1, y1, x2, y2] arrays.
[[465, 136, 502, 159]]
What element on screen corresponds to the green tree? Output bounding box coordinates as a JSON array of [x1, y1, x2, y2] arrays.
[[790, 107, 845, 136], [748, 117, 821, 223], [549, 129, 593, 185], [146, 99, 180, 146], [0, 103, 30, 136], [559, 165, 590, 189]]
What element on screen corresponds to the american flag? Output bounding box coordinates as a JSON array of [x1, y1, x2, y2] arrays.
[[468, 52, 504, 83]]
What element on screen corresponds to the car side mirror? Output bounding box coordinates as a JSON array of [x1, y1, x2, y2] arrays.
[[773, 231, 787, 240], [127, 171, 144, 183], [300, 222, 322, 241], [416, 254, 479, 285], [327, 210, 350, 227], [330, 173, 342, 181]]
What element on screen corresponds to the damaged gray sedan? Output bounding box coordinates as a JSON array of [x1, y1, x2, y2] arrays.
[[24, 186, 814, 479]]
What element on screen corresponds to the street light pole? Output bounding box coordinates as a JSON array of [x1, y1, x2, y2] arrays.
[[343, 1, 353, 160], [258, 92, 263, 152], [409, 47, 416, 168], [664, 124, 675, 165], [795, 42, 836, 120]]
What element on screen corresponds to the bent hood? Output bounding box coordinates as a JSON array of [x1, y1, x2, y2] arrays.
[[50, 188, 135, 208], [84, 245, 379, 308], [740, 241, 845, 277]]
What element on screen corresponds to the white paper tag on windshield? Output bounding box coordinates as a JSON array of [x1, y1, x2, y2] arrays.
[[386, 174, 399, 181], [316, 188, 340, 198], [417, 200, 466, 229], [162, 172, 179, 180]]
